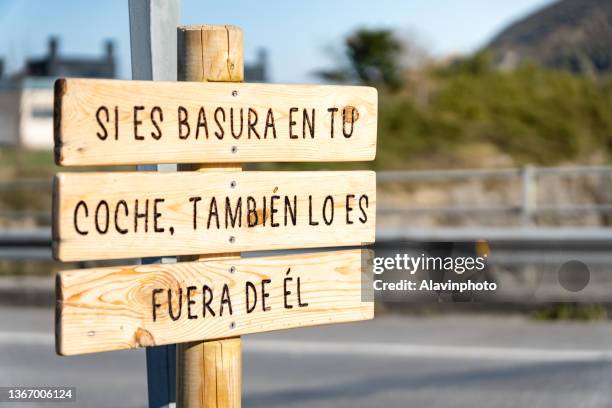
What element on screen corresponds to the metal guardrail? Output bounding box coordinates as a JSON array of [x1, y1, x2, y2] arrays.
[[377, 165, 612, 226], [378, 226, 612, 243], [377, 165, 612, 182], [2, 166, 612, 224], [2, 226, 612, 261], [0, 227, 51, 260]]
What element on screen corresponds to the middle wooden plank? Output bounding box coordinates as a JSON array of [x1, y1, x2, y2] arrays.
[[52, 171, 376, 261]]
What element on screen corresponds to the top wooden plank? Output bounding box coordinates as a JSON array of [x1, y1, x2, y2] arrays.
[[53, 78, 377, 166]]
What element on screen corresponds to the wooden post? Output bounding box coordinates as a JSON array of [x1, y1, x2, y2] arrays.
[[176, 25, 244, 408]]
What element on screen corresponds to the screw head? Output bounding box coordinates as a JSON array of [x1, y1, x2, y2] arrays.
[[229, 236, 236, 243], [232, 90, 238, 97], [231, 146, 238, 154], [229, 266, 236, 274], [230, 322, 236, 329], [230, 180, 237, 188]]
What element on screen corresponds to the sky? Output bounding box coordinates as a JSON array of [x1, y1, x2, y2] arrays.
[[0, 0, 557, 83]]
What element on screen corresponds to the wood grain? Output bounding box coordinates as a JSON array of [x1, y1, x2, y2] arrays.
[[56, 249, 374, 356], [52, 171, 376, 261], [177, 338, 241, 408], [53, 78, 377, 166], [176, 24, 244, 408], [178, 24, 243, 82]]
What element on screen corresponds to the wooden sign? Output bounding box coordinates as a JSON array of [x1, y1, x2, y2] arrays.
[[56, 249, 373, 355], [53, 171, 376, 261], [53, 78, 377, 165]]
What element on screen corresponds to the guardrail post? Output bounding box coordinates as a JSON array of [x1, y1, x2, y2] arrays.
[[521, 165, 537, 226]]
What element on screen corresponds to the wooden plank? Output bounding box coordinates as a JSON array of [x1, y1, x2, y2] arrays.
[[52, 171, 376, 261], [53, 78, 377, 165], [56, 249, 373, 356]]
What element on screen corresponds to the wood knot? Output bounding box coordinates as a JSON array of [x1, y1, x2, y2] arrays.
[[134, 327, 155, 347], [248, 209, 268, 226], [343, 106, 359, 123]]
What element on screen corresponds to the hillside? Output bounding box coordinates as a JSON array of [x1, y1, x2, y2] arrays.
[[486, 0, 612, 75]]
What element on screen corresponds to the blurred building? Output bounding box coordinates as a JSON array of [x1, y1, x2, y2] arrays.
[[245, 48, 268, 83], [0, 36, 269, 149], [0, 37, 116, 149], [25, 37, 116, 78]]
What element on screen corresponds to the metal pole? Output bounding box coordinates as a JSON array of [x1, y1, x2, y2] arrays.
[[128, 1, 180, 407]]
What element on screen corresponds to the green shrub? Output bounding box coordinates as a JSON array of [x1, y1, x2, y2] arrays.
[[373, 54, 612, 169], [532, 303, 607, 321]]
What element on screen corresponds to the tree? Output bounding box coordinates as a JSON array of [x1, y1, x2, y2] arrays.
[[316, 29, 406, 91]]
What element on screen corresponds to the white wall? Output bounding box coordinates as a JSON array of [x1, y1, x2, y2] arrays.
[[19, 86, 54, 149]]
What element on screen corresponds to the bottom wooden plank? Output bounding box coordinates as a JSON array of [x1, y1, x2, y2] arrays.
[[56, 249, 373, 356]]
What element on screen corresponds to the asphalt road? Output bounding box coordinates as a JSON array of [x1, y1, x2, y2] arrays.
[[1, 307, 612, 408]]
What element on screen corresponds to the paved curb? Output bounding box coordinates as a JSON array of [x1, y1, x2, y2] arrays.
[[0, 277, 54, 307]]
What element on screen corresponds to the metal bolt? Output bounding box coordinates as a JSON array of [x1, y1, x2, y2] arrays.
[[231, 146, 238, 154], [232, 90, 238, 97]]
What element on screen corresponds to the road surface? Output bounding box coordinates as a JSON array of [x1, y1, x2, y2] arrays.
[[1, 307, 611, 407]]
